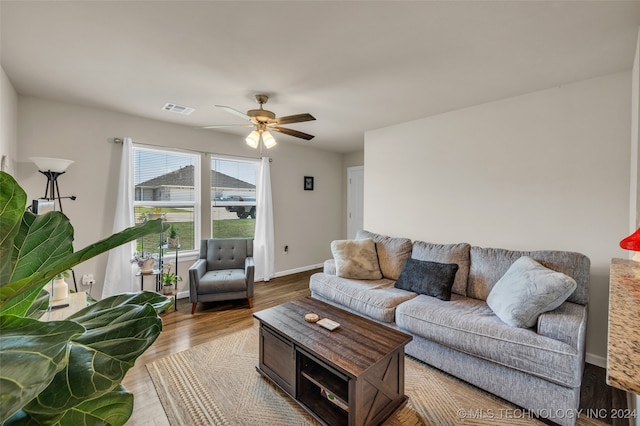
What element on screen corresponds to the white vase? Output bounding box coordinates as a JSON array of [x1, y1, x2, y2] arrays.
[[46, 278, 68, 302]]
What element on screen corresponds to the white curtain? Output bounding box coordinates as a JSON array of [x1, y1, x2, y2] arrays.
[[102, 137, 137, 298], [254, 156, 275, 281]]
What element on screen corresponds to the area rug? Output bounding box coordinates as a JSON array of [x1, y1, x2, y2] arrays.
[[147, 325, 604, 426]]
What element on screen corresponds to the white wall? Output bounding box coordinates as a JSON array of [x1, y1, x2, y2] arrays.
[[16, 96, 343, 298], [365, 72, 631, 362], [0, 65, 18, 174]]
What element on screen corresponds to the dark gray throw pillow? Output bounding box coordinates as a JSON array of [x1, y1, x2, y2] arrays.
[[394, 258, 459, 301]]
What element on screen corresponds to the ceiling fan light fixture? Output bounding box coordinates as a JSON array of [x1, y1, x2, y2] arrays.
[[245, 130, 260, 148], [262, 131, 277, 149]]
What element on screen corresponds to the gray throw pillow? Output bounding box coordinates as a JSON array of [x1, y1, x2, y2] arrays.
[[356, 230, 412, 280], [487, 256, 577, 328], [331, 238, 382, 280], [394, 258, 459, 301]]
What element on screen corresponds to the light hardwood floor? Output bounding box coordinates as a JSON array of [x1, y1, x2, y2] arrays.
[[123, 270, 316, 425], [123, 269, 626, 426]]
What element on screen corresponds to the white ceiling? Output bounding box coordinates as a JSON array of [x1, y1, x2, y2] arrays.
[[2, 1, 640, 153]]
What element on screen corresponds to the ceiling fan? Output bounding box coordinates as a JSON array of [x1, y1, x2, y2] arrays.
[[203, 94, 316, 149]]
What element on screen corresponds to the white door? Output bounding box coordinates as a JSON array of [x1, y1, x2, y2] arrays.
[[347, 166, 364, 239]]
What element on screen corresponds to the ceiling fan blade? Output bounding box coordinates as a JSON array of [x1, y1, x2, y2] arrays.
[[271, 126, 315, 140], [215, 105, 251, 121], [270, 113, 316, 125], [201, 124, 254, 129]]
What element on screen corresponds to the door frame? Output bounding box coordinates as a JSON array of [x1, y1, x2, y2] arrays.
[[347, 166, 364, 239]]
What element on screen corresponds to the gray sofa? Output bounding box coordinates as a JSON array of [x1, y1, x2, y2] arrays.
[[309, 230, 590, 426]]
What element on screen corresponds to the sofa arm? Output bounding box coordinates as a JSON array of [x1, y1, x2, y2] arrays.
[[537, 302, 587, 350], [245, 256, 255, 297], [323, 259, 336, 275], [188, 259, 207, 300]]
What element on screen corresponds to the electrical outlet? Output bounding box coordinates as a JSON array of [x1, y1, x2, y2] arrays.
[[81, 274, 95, 286], [283, 245, 289, 254]]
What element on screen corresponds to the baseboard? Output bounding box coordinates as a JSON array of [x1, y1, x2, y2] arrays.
[[269, 263, 324, 280], [175, 263, 324, 299], [586, 352, 606, 368]]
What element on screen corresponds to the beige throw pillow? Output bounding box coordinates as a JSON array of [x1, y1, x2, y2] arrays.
[[331, 238, 382, 280]]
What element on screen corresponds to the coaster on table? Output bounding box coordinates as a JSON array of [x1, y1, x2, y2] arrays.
[[304, 313, 319, 323]]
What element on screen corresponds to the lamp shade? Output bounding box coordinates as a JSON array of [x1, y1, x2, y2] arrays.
[[30, 157, 74, 173], [262, 131, 277, 149], [620, 228, 640, 252], [245, 131, 260, 149]]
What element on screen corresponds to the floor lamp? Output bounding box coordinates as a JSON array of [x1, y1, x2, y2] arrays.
[[30, 157, 78, 291], [30, 157, 76, 213]]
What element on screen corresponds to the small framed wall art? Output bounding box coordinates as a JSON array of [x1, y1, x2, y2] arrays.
[[304, 176, 314, 191]]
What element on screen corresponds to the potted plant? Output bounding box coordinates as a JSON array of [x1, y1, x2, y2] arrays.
[[161, 263, 182, 295], [167, 224, 180, 249], [130, 251, 156, 274], [0, 171, 172, 425]]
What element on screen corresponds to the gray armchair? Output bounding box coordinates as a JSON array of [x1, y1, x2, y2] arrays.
[[188, 238, 255, 314]]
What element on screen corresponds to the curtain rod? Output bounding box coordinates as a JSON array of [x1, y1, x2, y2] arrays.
[[112, 137, 272, 161]]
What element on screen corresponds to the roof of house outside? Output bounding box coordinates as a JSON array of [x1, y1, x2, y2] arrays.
[[136, 165, 255, 189]]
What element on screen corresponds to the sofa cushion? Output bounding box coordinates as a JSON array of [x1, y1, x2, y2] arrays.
[[468, 246, 590, 304], [411, 241, 471, 296], [395, 258, 459, 301], [356, 230, 412, 280], [395, 295, 582, 388], [309, 272, 417, 323], [331, 238, 382, 280], [487, 256, 577, 328]]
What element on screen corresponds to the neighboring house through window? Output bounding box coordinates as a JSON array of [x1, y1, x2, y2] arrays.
[[133, 146, 200, 254]]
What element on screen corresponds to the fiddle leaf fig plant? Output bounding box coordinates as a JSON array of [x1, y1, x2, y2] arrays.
[[0, 171, 172, 425]]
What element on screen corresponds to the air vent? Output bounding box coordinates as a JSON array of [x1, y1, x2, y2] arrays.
[[162, 102, 195, 115]]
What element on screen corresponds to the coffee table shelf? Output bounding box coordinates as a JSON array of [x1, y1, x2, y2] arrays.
[[254, 297, 412, 426], [298, 350, 349, 425]]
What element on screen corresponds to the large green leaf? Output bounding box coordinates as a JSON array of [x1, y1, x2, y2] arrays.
[[2, 386, 132, 426], [23, 299, 163, 415], [24, 290, 52, 320], [11, 211, 74, 284], [0, 218, 165, 315], [0, 173, 27, 286], [0, 315, 84, 421], [68, 291, 173, 322], [56, 386, 133, 425]]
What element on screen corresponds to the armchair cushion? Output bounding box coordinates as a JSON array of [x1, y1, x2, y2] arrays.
[[198, 269, 248, 294], [204, 239, 249, 270]]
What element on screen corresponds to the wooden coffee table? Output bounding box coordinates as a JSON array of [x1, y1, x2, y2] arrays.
[[253, 297, 412, 426]]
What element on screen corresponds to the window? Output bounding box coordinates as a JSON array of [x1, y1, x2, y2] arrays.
[[133, 146, 200, 254], [210, 157, 258, 238]]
